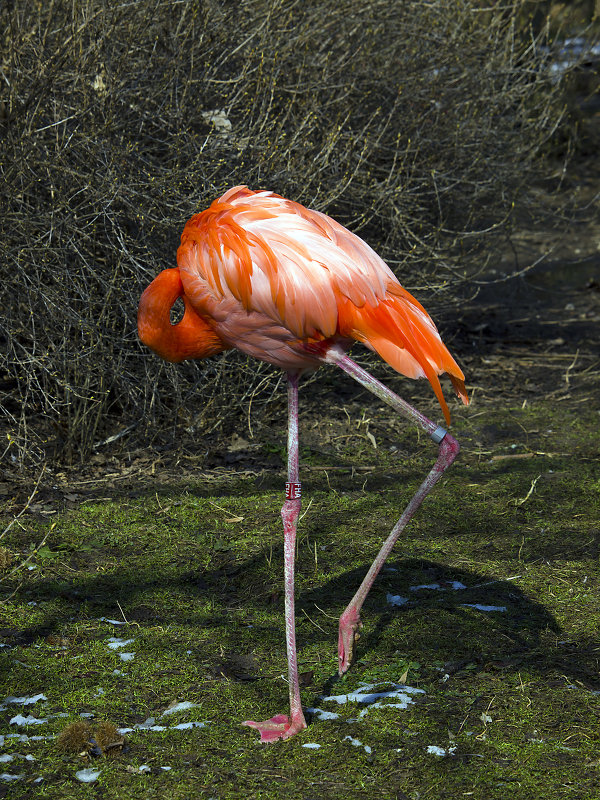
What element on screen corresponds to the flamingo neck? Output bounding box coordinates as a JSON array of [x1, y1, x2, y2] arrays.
[[137, 268, 228, 363]]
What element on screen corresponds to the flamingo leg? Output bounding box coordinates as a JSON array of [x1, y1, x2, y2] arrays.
[[243, 372, 308, 742], [326, 349, 460, 674]]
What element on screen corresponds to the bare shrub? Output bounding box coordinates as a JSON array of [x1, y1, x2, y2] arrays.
[[0, 0, 590, 466]]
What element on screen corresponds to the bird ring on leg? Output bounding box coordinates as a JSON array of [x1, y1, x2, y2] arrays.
[[431, 426, 447, 444], [285, 482, 302, 500]]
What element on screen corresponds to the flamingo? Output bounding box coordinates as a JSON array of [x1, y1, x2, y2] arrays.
[[138, 186, 468, 742]]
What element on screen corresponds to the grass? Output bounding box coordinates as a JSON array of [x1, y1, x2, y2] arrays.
[[1, 394, 599, 798]]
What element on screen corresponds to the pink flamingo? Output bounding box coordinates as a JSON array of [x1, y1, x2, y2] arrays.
[[138, 186, 468, 742]]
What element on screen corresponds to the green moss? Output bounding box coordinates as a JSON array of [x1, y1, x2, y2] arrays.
[[1, 401, 599, 798]]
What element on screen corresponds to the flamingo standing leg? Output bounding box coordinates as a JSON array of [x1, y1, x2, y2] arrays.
[[242, 372, 308, 742], [327, 349, 460, 674]]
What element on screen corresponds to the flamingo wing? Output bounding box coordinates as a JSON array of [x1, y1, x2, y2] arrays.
[[177, 186, 393, 335]]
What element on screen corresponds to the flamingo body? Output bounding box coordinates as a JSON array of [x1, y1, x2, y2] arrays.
[[139, 186, 467, 423]]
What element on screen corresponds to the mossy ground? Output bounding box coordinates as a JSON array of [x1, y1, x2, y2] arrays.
[[1, 386, 599, 798], [1, 156, 599, 799]]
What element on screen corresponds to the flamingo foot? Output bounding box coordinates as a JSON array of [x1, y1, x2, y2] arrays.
[[338, 606, 363, 675], [242, 712, 307, 743]]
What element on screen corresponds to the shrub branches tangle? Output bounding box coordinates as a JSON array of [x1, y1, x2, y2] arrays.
[[0, 0, 586, 466]]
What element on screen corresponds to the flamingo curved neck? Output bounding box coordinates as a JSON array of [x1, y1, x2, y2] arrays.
[[137, 268, 228, 363]]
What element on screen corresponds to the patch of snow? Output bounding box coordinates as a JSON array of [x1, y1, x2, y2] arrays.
[[9, 715, 47, 727], [321, 682, 425, 716], [306, 708, 340, 721], [461, 604, 507, 612], [4, 694, 47, 706], [99, 617, 127, 625], [386, 594, 409, 607], [172, 722, 206, 731], [410, 581, 466, 592], [119, 717, 207, 735], [75, 768, 101, 783], [302, 742, 322, 749], [546, 38, 600, 79], [161, 702, 201, 716], [410, 583, 441, 591], [0, 773, 23, 782], [426, 744, 457, 757], [119, 652, 135, 662], [1, 753, 34, 763], [119, 717, 167, 734], [106, 638, 135, 650], [344, 735, 372, 754]]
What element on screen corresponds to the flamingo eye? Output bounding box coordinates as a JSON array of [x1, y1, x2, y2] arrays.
[[170, 297, 185, 325]]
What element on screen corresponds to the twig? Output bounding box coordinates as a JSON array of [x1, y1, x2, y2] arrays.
[[564, 349, 579, 387], [0, 466, 46, 542], [515, 475, 542, 507], [3, 522, 56, 583]]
